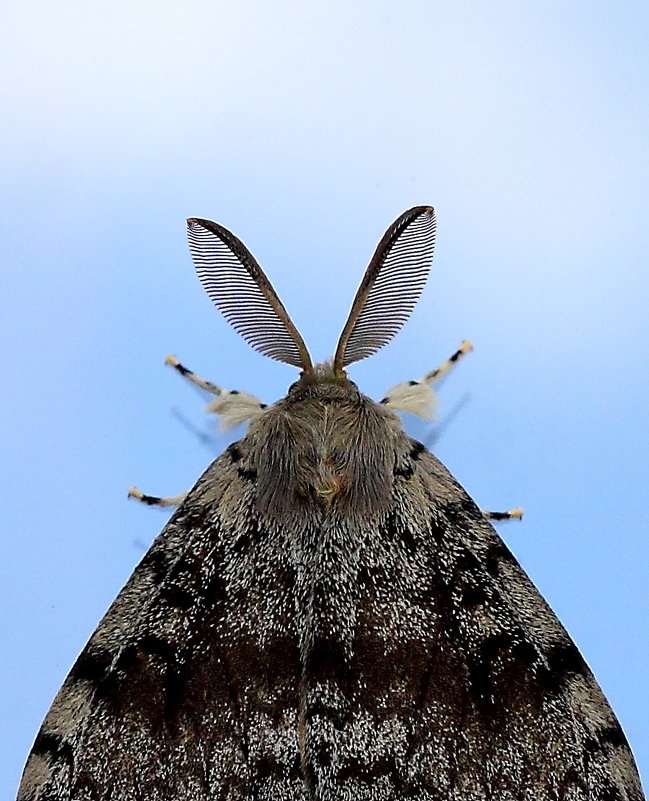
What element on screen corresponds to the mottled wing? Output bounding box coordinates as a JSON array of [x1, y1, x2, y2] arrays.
[[17, 426, 645, 801], [334, 206, 436, 371], [17, 448, 309, 801], [187, 218, 312, 370], [295, 437, 644, 800]]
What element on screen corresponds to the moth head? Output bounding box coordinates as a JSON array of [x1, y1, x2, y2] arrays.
[[285, 362, 359, 399], [186, 206, 436, 387]]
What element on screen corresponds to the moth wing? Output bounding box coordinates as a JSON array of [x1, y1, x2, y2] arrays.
[[309, 441, 643, 800], [17, 437, 644, 801], [415, 446, 643, 800], [17, 446, 307, 801]]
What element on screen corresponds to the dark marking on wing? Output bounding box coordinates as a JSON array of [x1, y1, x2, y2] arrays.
[[409, 440, 426, 460], [484, 540, 519, 577], [31, 731, 74, 765], [140, 547, 172, 584], [160, 582, 195, 609], [460, 582, 490, 607], [238, 466, 258, 481], [393, 461, 414, 479], [69, 647, 112, 684], [601, 783, 627, 801], [228, 444, 244, 462], [306, 636, 351, 684], [468, 632, 515, 702], [598, 724, 629, 749], [585, 723, 629, 754], [546, 641, 588, 688]]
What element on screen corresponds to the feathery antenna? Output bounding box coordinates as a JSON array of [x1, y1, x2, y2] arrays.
[[187, 218, 313, 372], [333, 206, 436, 375]]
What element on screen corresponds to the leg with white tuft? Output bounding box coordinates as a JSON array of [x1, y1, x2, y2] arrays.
[[380, 340, 473, 419], [205, 391, 268, 429], [165, 354, 223, 395], [128, 357, 268, 510], [128, 487, 188, 508], [482, 507, 524, 522], [420, 339, 473, 385], [166, 354, 267, 429]]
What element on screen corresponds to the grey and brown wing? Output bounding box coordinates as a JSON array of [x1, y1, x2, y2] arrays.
[[428, 449, 644, 801], [17, 445, 306, 801], [338, 442, 644, 800]]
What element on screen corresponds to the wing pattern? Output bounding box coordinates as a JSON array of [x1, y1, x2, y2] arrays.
[[17, 390, 645, 801]]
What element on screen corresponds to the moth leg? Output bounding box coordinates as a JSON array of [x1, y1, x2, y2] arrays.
[[380, 339, 473, 418], [482, 506, 524, 522], [165, 353, 222, 394], [127, 487, 188, 508], [166, 353, 267, 429], [420, 339, 474, 385]]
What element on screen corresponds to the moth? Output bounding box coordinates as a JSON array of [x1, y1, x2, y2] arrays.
[[18, 207, 644, 801]]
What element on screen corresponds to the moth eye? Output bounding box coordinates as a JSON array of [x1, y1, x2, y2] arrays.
[[288, 381, 301, 393]]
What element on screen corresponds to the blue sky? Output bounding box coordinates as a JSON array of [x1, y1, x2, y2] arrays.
[[2, 1, 648, 795]]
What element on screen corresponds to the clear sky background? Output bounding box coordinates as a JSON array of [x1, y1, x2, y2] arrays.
[[2, 1, 648, 795]]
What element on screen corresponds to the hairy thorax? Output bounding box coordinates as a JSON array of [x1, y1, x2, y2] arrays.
[[245, 370, 406, 524]]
